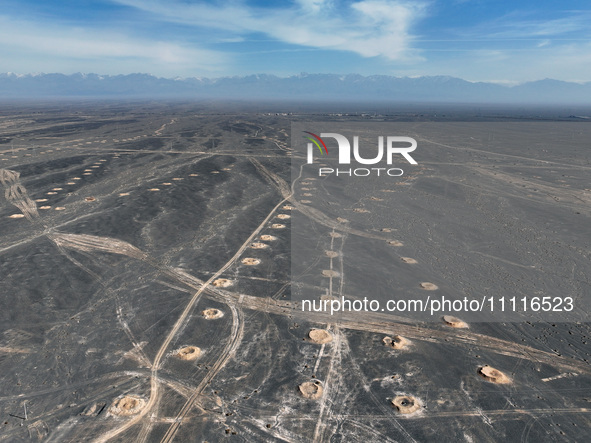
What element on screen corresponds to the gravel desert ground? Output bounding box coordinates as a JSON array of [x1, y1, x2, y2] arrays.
[[1, 102, 590, 442]]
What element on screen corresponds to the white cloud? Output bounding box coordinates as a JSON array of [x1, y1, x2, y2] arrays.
[[295, 0, 331, 14], [400, 10, 591, 83], [457, 11, 591, 40], [113, 0, 427, 61], [0, 15, 227, 76], [487, 16, 589, 38]]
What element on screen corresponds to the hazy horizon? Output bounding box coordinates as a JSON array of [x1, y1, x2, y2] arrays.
[[2, 71, 590, 86], [1, 72, 591, 106]]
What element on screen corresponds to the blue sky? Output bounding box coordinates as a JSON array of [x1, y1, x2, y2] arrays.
[[1, 0, 590, 83]]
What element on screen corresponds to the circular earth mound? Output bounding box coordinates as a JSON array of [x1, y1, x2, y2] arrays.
[[420, 282, 438, 290], [202, 308, 224, 320], [212, 278, 233, 288], [177, 346, 201, 360], [391, 395, 421, 414], [383, 335, 409, 349], [110, 396, 146, 416], [478, 365, 510, 384], [308, 329, 333, 344], [298, 381, 323, 399], [322, 270, 339, 277], [242, 257, 261, 265], [442, 315, 468, 328]]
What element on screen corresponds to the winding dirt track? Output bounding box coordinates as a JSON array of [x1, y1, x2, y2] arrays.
[[92, 159, 294, 443]]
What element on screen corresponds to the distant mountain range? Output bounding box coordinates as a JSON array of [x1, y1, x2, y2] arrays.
[[0, 72, 590, 104]]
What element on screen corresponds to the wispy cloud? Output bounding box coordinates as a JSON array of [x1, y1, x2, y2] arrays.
[[0, 15, 227, 76], [404, 8, 591, 83], [112, 0, 427, 61], [457, 11, 591, 40]]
